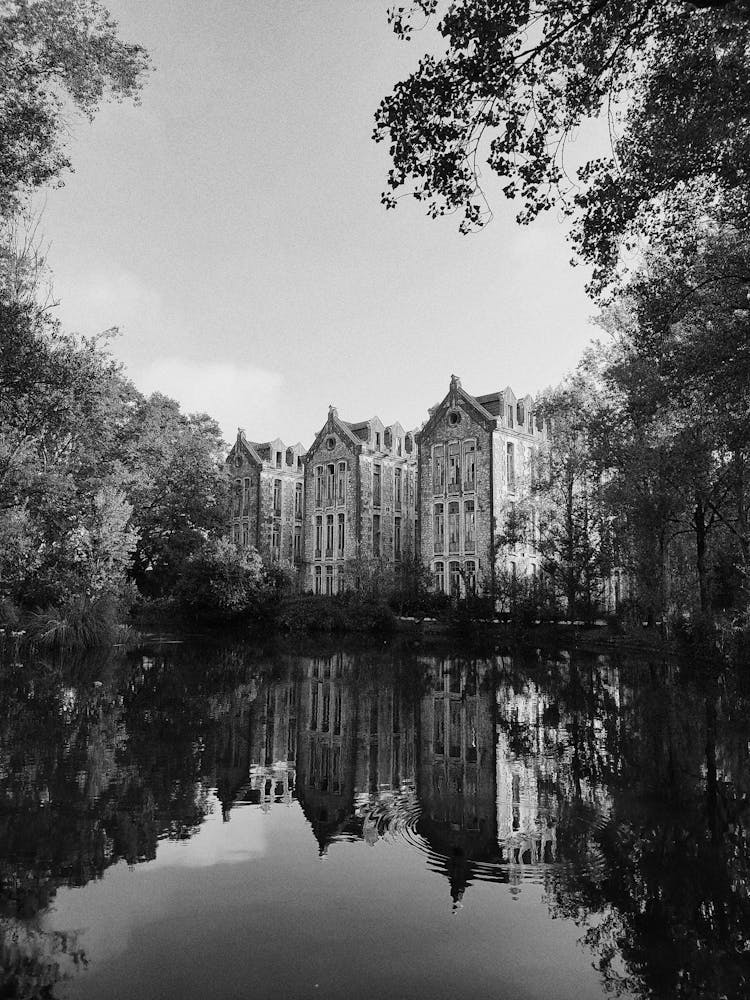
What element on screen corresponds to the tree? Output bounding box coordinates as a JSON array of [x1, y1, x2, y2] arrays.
[[533, 380, 614, 620], [0, 0, 150, 216], [589, 206, 750, 616], [374, 1, 750, 292], [119, 394, 229, 599]]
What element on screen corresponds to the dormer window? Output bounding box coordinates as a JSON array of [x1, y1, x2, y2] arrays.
[[516, 401, 525, 426], [276, 451, 282, 468], [507, 405, 514, 428], [375, 431, 381, 451]]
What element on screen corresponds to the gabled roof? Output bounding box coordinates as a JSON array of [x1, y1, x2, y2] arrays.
[[307, 406, 364, 459], [226, 429, 262, 467], [419, 375, 497, 439]]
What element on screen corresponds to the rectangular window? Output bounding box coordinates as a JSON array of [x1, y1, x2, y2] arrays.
[[276, 451, 282, 468], [337, 563, 345, 594], [337, 512, 345, 555], [326, 464, 335, 506], [373, 514, 381, 556], [273, 478, 282, 516], [373, 464, 381, 507], [293, 525, 302, 562], [434, 698, 445, 755], [394, 516, 401, 559], [375, 431, 381, 450], [397, 437, 402, 456], [395, 467, 402, 509], [433, 445, 445, 494], [315, 516, 322, 558], [295, 481, 303, 518], [325, 564, 334, 595], [311, 681, 319, 728], [507, 405, 514, 428], [315, 465, 323, 507], [326, 514, 334, 556], [463, 440, 476, 490], [314, 565, 322, 595], [448, 501, 460, 553], [448, 442, 460, 490], [434, 561, 445, 593], [465, 560, 476, 595], [234, 478, 242, 516], [528, 410, 534, 434], [243, 477, 251, 513], [272, 521, 281, 556], [449, 560, 461, 597], [506, 441, 516, 491], [449, 700, 461, 758], [242, 526, 249, 547], [434, 503, 444, 554], [337, 461, 346, 504], [464, 500, 475, 553]]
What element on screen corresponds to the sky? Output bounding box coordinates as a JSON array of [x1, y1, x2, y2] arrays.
[[38, 0, 606, 447]]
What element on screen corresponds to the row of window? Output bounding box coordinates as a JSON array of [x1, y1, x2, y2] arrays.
[[432, 440, 476, 494], [433, 500, 475, 555], [313, 463, 414, 510], [232, 478, 304, 519], [314, 513, 346, 559], [433, 560, 477, 597], [507, 401, 540, 434], [310, 681, 343, 734], [314, 563, 347, 595]]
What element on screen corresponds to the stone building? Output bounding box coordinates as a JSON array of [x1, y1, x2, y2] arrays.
[[302, 406, 418, 595], [226, 430, 306, 565], [416, 375, 547, 598]]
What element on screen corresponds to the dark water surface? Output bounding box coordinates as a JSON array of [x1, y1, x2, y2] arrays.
[[1, 638, 749, 999]]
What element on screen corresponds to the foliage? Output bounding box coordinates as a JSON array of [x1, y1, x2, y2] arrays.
[[374, 1, 750, 292], [274, 594, 396, 633], [119, 393, 229, 599], [0, 233, 231, 642], [175, 538, 265, 623], [584, 204, 750, 618], [531, 380, 614, 620], [0, 0, 150, 216]]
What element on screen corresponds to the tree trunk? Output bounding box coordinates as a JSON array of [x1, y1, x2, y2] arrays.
[[566, 474, 576, 620], [694, 495, 709, 614]]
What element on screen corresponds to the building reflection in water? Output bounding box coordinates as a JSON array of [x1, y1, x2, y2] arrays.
[[214, 651, 613, 911]]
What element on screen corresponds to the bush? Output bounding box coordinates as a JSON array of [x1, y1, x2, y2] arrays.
[[175, 538, 265, 624], [24, 594, 121, 649], [274, 595, 396, 634]]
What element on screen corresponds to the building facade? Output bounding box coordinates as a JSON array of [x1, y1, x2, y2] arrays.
[[226, 430, 306, 565], [417, 375, 547, 598], [226, 375, 545, 598], [302, 406, 418, 595]]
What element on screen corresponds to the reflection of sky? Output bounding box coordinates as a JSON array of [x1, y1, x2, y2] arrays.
[[46, 792, 612, 1000]]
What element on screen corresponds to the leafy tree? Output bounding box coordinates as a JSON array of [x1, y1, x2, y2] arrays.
[[176, 538, 265, 622], [588, 206, 750, 616], [374, 1, 750, 291], [119, 394, 229, 599], [0, 0, 150, 216], [533, 380, 614, 620]]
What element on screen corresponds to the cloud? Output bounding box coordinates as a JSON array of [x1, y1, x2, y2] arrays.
[[132, 356, 284, 444]]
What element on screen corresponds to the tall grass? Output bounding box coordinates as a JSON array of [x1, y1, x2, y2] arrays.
[[24, 596, 121, 650]]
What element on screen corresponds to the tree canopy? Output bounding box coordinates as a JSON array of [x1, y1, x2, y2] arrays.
[[374, 0, 750, 292], [0, 0, 150, 216]]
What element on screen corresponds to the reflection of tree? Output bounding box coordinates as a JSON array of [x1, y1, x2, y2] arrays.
[[0, 639, 276, 997], [538, 664, 750, 999]]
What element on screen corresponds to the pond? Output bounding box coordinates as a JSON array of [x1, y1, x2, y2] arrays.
[[0, 637, 748, 999]]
